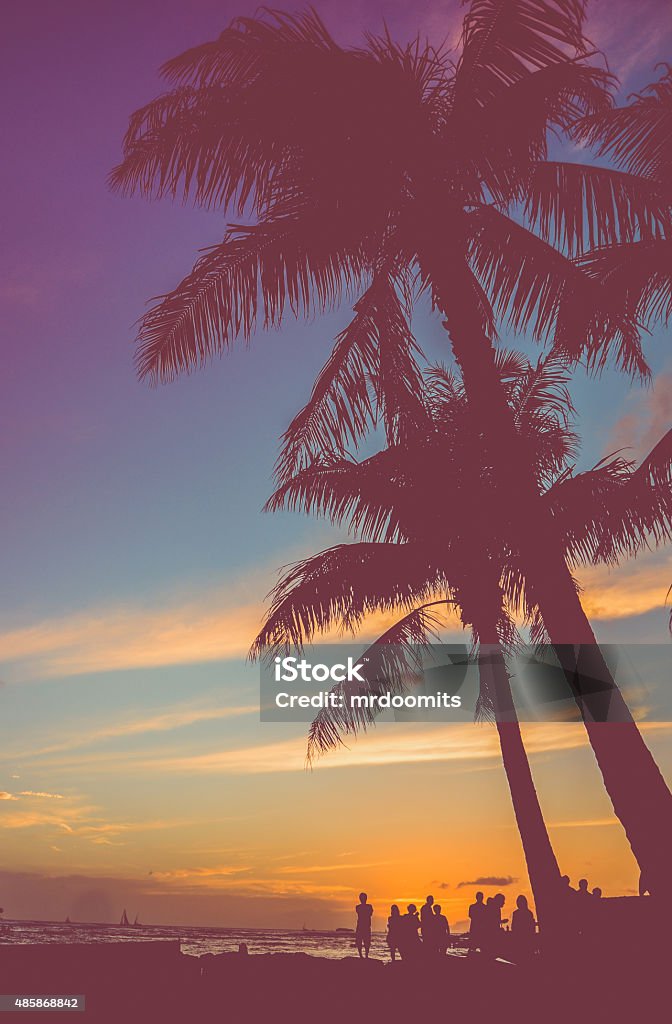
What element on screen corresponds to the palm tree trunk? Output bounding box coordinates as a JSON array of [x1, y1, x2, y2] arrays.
[[477, 642, 562, 927], [430, 260, 672, 899]]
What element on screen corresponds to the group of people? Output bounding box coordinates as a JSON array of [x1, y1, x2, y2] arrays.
[[558, 875, 606, 941], [355, 893, 450, 961], [468, 891, 536, 961], [561, 875, 602, 900], [354, 890, 533, 962], [386, 896, 450, 961], [355, 876, 606, 963]]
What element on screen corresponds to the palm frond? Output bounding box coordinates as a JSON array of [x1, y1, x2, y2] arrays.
[[468, 205, 648, 377], [363, 28, 453, 116], [306, 600, 454, 762], [109, 84, 285, 215], [524, 161, 668, 257], [633, 427, 672, 489], [466, 62, 613, 206], [547, 439, 672, 567], [580, 237, 672, 329], [455, 0, 589, 110], [249, 542, 448, 660], [274, 272, 427, 483], [135, 218, 365, 383], [266, 450, 409, 544], [575, 66, 672, 182], [161, 8, 340, 86], [509, 353, 574, 426]]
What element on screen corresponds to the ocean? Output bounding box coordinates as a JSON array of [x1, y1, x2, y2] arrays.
[[0, 920, 468, 961]]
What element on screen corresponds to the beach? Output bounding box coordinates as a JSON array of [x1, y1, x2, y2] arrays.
[[0, 936, 665, 1024]]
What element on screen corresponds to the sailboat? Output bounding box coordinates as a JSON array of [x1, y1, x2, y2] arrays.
[[120, 909, 130, 927], [132, 914, 140, 928]]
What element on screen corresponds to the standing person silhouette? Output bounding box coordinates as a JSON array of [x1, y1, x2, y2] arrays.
[[420, 895, 435, 947], [483, 895, 507, 959], [432, 904, 450, 956], [355, 892, 373, 959], [400, 905, 422, 961], [468, 891, 486, 954], [560, 874, 575, 896], [386, 905, 402, 962], [511, 895, 536, 964]]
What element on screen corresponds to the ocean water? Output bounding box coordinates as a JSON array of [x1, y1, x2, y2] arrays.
[[0, 921, 468, 961]]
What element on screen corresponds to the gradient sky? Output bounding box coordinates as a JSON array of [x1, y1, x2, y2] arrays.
[[1, 0, 672, 931]]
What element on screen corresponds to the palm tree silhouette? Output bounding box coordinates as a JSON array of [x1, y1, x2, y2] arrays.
[[112, 5, 672, 892], [252, 354, 672, 917]]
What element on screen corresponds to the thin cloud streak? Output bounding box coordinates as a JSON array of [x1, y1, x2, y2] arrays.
[[277, 860, 393, 874], [0, 557, 669, 681], [548, 817, 620, 829], [28, 721, 663, 777], [580, 551, 672, 621], [20, 701, 257, 758]]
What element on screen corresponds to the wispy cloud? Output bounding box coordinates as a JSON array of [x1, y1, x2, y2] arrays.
[[18, 790, 63, 799], [580, 550, 672, 621], [151, 865, 252, 881], [0, 570, 463, 681], [607, 370, 672, 463], [21, 700, 257, 759], [1, 553, 666, 687], [457, 875, 517, 888], [0, 789, 217, 848], [277, 861, 393, 875], [0, 795, 99, 832], [586, 0, 672, 86], [0, 594, 263, 679], [548, 817, 619, 829], [28, 720, 651, 778]]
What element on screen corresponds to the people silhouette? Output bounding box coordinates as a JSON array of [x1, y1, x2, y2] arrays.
[[432, 904, 450, 956], [577, 878, 591, 897], [420, 895, 435, 945], [386, 904, 402, 962], [399, 904, 422, 961], [355, 892, 373, 959], [468, 891, 487, 954], [560, 874, 575, 895], [483, 894, 507, 959], [592, 887, 602, 898], [511, 895, 536, 964]]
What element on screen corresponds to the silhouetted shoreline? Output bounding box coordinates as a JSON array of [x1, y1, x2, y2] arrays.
[[0, 937, 666, 1024]]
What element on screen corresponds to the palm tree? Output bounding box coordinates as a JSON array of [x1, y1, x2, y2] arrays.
[[111, 4, 672, 892], [252, 355, 672, 917]]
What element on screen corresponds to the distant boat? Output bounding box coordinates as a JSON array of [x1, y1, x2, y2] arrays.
[[65, 916, 71, 924], [133, 915, 140, 927], [120, 909, 130, 927], [335, 928, 354, 933]]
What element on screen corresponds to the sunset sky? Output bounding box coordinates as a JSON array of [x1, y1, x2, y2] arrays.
[[1, 0, 672, 932]]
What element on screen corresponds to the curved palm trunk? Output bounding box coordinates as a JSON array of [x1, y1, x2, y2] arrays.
[[429, 258, 672, 899], [476, 641, 562, 928]]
